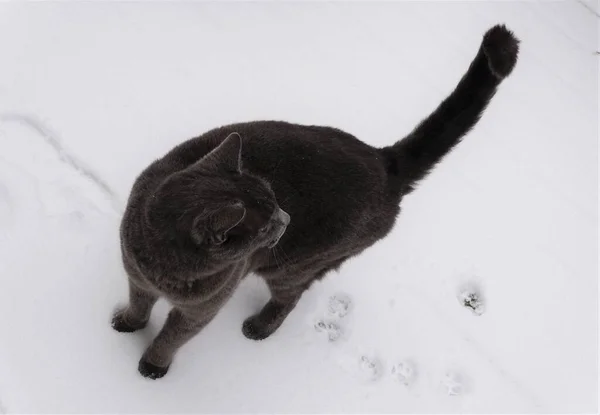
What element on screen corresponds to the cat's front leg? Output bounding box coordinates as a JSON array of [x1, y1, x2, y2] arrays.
[[242, 287, 302, 341], [138, 307, 215, 379], [112, 279, 158, 333]]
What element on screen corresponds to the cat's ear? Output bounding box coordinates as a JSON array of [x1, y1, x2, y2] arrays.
[[209, 202, 246, 245], [201, 132, 243, 173]]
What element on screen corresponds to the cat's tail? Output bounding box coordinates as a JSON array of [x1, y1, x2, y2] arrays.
[[380, 24, 519, 195]]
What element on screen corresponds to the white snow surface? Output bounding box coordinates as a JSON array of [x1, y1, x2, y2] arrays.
[[0, 1, 597, 413]]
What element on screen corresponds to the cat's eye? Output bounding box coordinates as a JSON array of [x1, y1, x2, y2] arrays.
[[259, 226, 269, 234]]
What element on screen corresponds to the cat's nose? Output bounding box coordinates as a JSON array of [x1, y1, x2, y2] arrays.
[[277, 208, 290, 226]]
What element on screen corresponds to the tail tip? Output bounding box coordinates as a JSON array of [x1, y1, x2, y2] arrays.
[[482, 24, 520, 80]]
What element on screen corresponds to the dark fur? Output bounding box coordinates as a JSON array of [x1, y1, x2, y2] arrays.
[[113, 25, 519, 379]]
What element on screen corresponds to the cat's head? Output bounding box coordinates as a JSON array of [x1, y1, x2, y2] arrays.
[[146, 132, 290, 264]]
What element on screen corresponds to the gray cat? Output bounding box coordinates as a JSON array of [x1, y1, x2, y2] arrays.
[[113, 25, 519, 379]]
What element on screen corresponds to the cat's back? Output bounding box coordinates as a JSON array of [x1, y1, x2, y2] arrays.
[[128, 120, 391, 216], [206, 120, 386, 181], [159, 120, 393, 213], [204, 120, 376, 154]]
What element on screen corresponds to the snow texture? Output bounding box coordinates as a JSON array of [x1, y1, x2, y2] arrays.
[[0, 1, 597, 413]]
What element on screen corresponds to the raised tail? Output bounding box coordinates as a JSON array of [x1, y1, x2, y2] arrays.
[[381, 24, 519, 195]]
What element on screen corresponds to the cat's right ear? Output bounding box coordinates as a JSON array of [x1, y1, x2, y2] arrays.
[[197, 132, 243, 173], [208, 202, 246, 245], [190, 202, 246, 246]]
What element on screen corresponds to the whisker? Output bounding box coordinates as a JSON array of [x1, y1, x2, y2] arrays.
[[273, 245, 293, 270]]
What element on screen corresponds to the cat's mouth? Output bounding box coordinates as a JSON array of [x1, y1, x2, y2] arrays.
[[268, 231, 284, 249]]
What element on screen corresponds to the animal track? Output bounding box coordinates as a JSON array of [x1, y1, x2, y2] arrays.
[[359, 355, 382, 381], [315, 292, 471, 393], [442, 371, 465, 396], [457, 282, 485, 316], [391, 360, 416, 386], [314, 319, 343, 342], [327, 293, 352, 319], [313, 292, 353, 342]]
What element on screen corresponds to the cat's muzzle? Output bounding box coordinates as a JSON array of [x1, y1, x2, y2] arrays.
[[268, 208, 290, 248]]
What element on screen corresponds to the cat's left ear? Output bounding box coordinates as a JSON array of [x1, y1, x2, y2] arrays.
[[201, 132, 242, 173]]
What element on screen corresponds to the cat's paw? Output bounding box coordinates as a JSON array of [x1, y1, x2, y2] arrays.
[[242, 315, 273, 341], [138, 357, 169, 379], [111, 310, 146, 333]]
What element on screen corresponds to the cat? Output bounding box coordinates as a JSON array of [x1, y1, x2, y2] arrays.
[[112, 25, 519, 379]]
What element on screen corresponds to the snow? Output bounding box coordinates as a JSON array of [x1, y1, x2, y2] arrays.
[[0, 1, 597, 413]]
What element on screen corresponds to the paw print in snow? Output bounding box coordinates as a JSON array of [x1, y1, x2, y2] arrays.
[[458, 283, 485, 316], [314, 319, 343, 342], [391, 360, 416, 386], [327, 293, 352, 319], [442, 371, 464, 396], [359, 355, 382, 381]]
